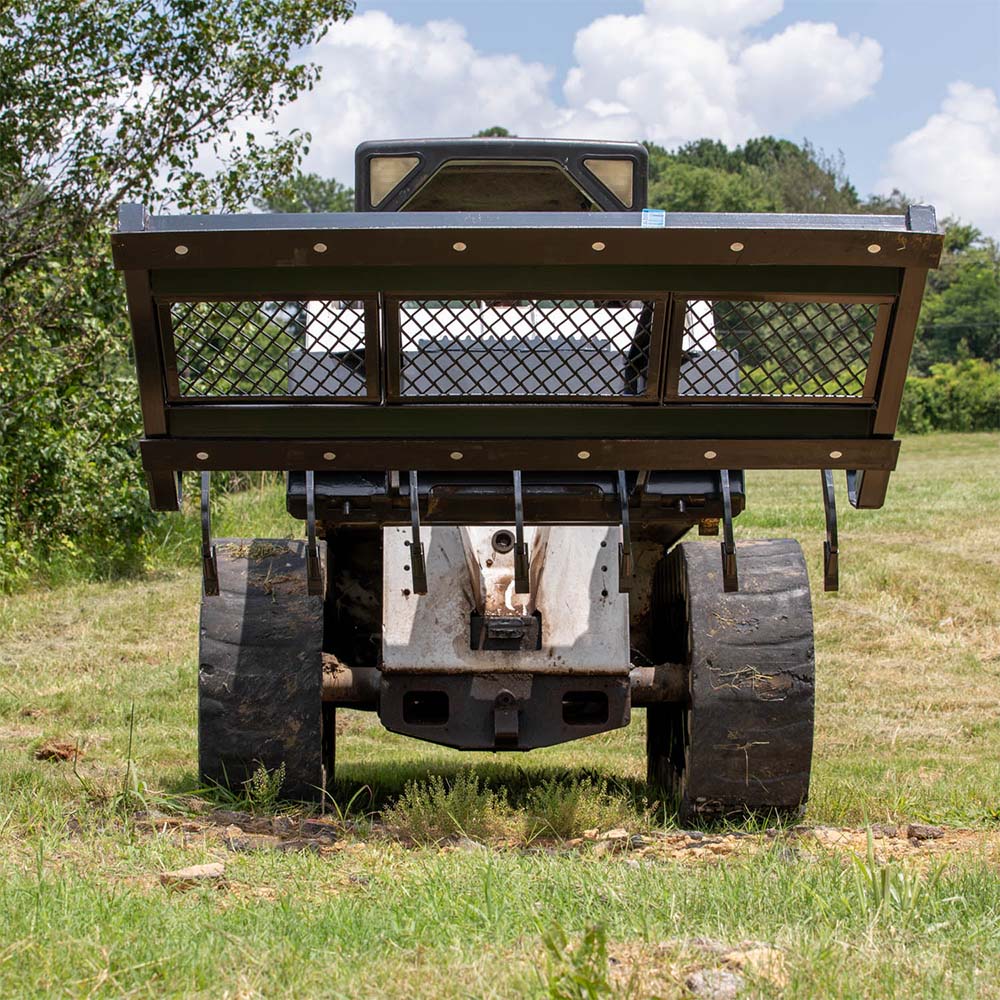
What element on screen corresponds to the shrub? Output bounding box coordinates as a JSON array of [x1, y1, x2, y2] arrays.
[[898, 359, 1000, 433]]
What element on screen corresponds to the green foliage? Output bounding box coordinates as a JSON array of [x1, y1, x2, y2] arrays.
[[539, 923, 613, 1000], [475, 126, 513, 137], [646, 136, 860, 213], [0, 0, 353, 590], [913, 226, 1000, 373], [849, 828, 948, 929], [256, 171, 354, 213], [243, 762, 287, 813], [524, 776, 626, 840], [899, 360, 1000, 433], [382, 771, 512, 842]]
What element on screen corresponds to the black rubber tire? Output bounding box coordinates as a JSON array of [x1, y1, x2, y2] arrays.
[[199, 538, 327, 800], [647, 539, 815, 820]]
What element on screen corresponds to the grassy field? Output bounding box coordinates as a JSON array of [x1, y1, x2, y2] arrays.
[[1, 433, 998, 998]]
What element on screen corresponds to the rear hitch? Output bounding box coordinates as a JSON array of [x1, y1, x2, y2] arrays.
[[493, 689, 519, 746]]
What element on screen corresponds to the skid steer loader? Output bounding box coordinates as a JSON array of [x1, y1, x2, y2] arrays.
[[111, 137, 942, 817]]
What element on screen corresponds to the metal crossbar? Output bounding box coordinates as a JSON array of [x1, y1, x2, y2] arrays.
[[392, 298, 659, 399], [166, 298, 372, 400], [678, 299, 882, 399]]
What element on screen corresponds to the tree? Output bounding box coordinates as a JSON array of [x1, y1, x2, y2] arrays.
[[257, 172, 354, 213], [475, 126, 513, 137], [911, 224, 1000, 373], [0, 0, 354, 588]]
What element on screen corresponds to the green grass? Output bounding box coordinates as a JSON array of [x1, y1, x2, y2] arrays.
[[1, 434, 999, 998]]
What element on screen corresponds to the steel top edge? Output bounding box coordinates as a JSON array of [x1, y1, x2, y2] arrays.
[[122, 208, 935, 235]]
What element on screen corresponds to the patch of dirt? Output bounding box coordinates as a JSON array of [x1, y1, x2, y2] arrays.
[[34, 739, 83, 762], [608, 938, 787, 999]]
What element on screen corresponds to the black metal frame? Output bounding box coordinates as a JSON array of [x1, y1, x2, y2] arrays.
[[113, 204, 941, 514], [354, 137, 648, 212]]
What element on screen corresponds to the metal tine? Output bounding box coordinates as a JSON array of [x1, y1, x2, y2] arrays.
[[822, 469, 840, 592], [305, 471, 324, 596], [408, 470, 428, 595], [845, 469, 859, 509], [200, 471, 219, 597], [513, 470, 530, 594], [719, 469, 739, 593], [616, 470, 634, 593]]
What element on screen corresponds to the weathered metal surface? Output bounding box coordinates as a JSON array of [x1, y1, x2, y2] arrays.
[[381, 525, 629, 676], [379, 671, 631, 750]]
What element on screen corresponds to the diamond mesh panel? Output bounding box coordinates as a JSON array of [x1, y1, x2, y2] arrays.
[[679, 299, 879, 398], [395, 299, 656, 398], [168, 299, 370, 398]]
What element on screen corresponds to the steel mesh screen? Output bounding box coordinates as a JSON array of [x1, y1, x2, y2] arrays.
[[395, 298, 656, 398], [679, 299, 879, 398], [168, 299, 370, 399]]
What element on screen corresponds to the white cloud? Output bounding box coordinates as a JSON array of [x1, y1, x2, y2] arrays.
[[272, 1, 882, 184], [880, 82, 1000, 233], [282, 11, 557, 181]]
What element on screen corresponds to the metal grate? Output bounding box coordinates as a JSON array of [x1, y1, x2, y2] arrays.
[[394, 298, 658, 398], [679, 299, 880, 398], [167, 299, 371, 399]]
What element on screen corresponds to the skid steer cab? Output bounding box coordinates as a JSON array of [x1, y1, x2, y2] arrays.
[[112, 137, 942, 817]]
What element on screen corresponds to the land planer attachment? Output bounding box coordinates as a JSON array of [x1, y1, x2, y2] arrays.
[[112, 138, 942, 816]]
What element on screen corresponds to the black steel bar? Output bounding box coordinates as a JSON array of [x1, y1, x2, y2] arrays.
[[151, 264, 905, 300], [305, 471, 323, 596], [407, 470, 427, 594], [513, 470, 530, 594], [200, 472, 219, 597], [617, 470, 634, 593], [719, 469, 739, 593], [821, 469, 840, 592], [111, 208, 943, 272], [141, 437, 900, 474]]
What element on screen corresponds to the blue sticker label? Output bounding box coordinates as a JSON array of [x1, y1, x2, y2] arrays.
[[641, 208, 666, 228]]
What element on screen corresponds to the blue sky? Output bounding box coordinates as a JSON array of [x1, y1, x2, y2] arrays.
[[270, 0, 1000, 229]]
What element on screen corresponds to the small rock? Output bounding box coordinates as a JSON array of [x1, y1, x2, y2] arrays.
[[871, 824, 898, 839], [209, 809, 255, 829], [301, 819, 339, 841], [454, 837, 487, 852], [628, 834, 649, 849], [906, 823, 944, 841], [224, 831, 280, 853], [685, 968, 744, 1000], [582, 828, 599, 840], [599, 827, 629, 842], [272, 816, 299, 837], [625, 858, 640, 869], [681, 830, 704, 840], [159, 862, 225, 889]]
